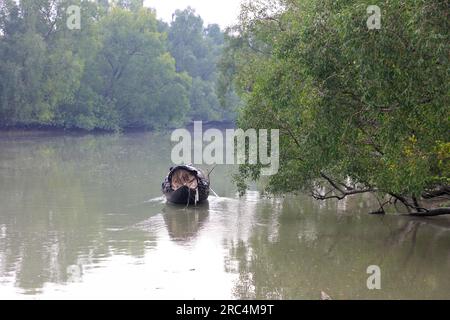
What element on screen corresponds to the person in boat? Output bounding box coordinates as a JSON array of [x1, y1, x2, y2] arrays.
[[161, 165, 210, 205], [171, 169, 198, 191]]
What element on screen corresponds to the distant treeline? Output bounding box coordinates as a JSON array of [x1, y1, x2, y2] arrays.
[[0, 0, 239, 131]]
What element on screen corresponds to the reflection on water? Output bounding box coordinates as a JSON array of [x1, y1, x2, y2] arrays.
[[161, 203, 210, 242], [0, 131, 449, 299]]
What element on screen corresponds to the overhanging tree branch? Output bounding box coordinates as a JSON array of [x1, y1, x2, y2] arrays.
[[312, 172, 375, 200]]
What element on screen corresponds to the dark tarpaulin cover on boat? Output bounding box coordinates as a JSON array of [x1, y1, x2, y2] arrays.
[[162, 165, 210, 205]]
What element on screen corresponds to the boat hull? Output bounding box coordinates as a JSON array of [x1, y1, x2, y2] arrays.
[[164, 186, 209, 205], [161, 165, 210, 205]]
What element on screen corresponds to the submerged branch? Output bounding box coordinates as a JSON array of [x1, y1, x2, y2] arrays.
[[311, 174, 450, 217], [406, 208, 450, 217]]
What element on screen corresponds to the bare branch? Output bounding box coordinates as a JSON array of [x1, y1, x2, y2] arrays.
[[312, 173, 375, 201]]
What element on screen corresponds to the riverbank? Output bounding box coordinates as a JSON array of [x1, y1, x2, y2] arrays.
[[0, 120, 237, 136]]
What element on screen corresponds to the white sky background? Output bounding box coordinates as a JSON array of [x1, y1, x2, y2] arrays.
[[144, 0, 243, 28]]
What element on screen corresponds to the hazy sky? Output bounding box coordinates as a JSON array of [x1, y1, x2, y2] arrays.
[[144, 0, 243, 28]]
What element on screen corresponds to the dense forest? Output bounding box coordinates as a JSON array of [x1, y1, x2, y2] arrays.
[[224, 0, 449, 215], [0, 0, 238, 130]]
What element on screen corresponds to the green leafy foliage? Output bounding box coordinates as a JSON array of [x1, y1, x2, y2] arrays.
[[223, 0, 449, 206], [168, 7, 239, 121], [0, 1, 238, 130]]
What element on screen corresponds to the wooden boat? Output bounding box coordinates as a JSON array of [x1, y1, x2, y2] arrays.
[[161, 165, 210, 205]]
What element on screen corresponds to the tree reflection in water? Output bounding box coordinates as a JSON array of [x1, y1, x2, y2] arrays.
[[226, 196, 450, 300]]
